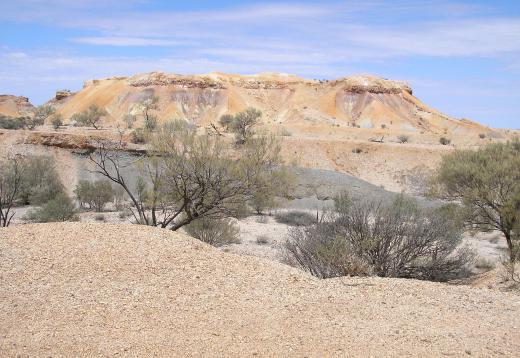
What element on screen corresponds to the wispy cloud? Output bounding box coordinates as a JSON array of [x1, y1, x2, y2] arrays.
[[72, 37, 185, 47], [1, 1, 519, 127]]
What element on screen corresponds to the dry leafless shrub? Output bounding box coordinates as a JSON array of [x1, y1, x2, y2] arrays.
[[285, 193, 474, 281]]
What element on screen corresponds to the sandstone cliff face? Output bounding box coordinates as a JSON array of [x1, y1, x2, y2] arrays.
[[48, 71, 491, 136], [0, 95, 35, 117]]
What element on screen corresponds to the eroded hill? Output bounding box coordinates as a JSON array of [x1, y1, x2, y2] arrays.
[[48, 72, 495, 137]]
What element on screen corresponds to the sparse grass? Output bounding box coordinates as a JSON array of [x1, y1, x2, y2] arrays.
[[256, 235, 270, 245], [275, 211, 315, 227]]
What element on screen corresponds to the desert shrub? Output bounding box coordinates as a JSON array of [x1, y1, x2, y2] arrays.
[[113, 185, 127, 210], [352, 148, 362, 154], [71, 105, 107, 129], [94, 214, 105, 221], [256, 235, 270, 245], [479, 133, 486, 139], [0, 155, 24, 227], [219, 114, 234, 129], [28, 104, 55, 129], [184, 217, 240, 247], [398, 135, 409, 143], [285, 193, 473, 281], [18, 156, 65, 205], [123, 114, 137, 129], [74, 179, 114, 212], [130, 128, 147, 144], [144, 115, 158, 131], [0, 115, 26, 129], [23, 194, 78, 223], [275, 210, 315, 226], [439, 137, 451, 145], [51, 114, 63, 130], [381, 124, 387, 129]]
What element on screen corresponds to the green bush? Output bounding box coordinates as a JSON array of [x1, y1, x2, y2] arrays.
[[275, 211, 315, 226], [23, 194, 79, 223], [18, 156, 65, 205], [184, 217, 240, 247], [0, 115, 27, 129]]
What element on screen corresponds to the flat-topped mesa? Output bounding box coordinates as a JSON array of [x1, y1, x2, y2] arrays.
[[333, 75, 413, 95], [81, 71, 413, 94]]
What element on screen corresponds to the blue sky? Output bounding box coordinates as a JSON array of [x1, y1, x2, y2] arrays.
[[0, 1, 519, 128]]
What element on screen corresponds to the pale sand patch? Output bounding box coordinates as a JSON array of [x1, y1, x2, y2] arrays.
[[1, 223, 519, 357]]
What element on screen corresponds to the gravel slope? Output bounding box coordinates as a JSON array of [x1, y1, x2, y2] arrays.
[[1, 223, 519, 357]]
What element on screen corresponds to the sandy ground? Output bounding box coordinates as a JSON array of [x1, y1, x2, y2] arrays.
[[1, 223, 519, 357]]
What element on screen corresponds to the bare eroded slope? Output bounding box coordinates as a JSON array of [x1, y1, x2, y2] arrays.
[[1, 223, 519, 357]]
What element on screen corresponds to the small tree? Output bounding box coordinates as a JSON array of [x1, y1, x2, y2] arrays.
[[74, 179, 114, 212], [139, 95, 159, 131], [89, 122, 289, 231], [28, 104, 55, 129], [431, 140, 520, 263], [71, 105, 107, 129], [51, 114, 63, 130], [229, 108, 262, 144], [0, 155, 24, 227]]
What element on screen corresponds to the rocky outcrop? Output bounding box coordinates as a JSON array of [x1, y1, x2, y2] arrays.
[[128, 72, 225, 89], [0, 95, 35, 117], [55, 90, 73, 101]]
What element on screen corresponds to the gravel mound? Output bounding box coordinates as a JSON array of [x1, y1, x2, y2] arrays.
[[1, 223, 519, 357]]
